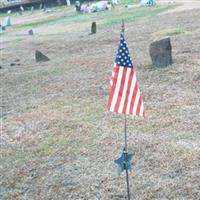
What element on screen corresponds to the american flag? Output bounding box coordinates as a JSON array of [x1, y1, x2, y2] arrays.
[[107, 32, 144, 116]]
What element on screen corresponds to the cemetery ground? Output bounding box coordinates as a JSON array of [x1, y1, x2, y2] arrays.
[[1, 1, 200, 200]]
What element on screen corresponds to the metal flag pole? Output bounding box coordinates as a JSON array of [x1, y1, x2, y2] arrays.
[[121, 20, 131, 200], [124, 114, 131, 200]]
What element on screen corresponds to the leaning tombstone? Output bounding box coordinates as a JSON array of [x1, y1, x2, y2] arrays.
[[20, 5, 24, 12], [91, 22, 96, 34], [35, 50, 50, 62], [28, 29, 34, 35], [149, 37, 173, 67]]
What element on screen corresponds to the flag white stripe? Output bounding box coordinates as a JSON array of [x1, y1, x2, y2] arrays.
[[110, 67, 124, 112], [132, 90, 140, 115], [110, 66, 117, 86], [118, 68, 131, 113], [126, 72, 136, 114]]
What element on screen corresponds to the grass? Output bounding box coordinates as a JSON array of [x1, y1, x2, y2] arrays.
[[15, 4, 177, 29], [16, 67, 67, 85], [153, 28, 185, 38], [2, 3, 200, 200]]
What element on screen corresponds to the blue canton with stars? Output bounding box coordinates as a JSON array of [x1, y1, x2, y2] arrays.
[[115, 32, 133, 68]]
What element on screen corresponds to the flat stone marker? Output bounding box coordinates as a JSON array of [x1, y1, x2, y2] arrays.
[[28, 29, 34, 35], [91, 22, 96, 34], [35, 50, 50, 62], [149, 37, 172, 67]]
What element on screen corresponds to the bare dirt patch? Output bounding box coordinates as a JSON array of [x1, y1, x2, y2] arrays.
[[158, 0, 200, 13]]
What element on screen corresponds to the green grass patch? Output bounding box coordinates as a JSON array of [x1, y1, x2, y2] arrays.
[[19, 67, 66, 80], [153, 28, 185, 38], [16, 4, 177, 29]]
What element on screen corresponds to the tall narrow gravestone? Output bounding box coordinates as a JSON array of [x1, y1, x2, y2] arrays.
[[91, 22, 96, 34], [30, 6, 34, 14], [66, 0, 71, 6], [149, 37, 172, 67]]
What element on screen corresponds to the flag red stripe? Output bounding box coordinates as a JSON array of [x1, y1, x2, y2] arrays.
[[122, 69, 134, 113], [114, 68, 127, 112], [136, 95, 142, 116], [129, 83, 138, 115], [107, 67, 119, 109]]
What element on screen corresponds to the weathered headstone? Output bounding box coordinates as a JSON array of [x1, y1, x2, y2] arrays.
[[149, 37, 172, 67], [35, 50, 50, 62], [91, 22, 96, 34], [28, 29, 34, 35]]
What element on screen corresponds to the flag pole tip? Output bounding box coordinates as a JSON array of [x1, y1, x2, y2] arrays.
[[121, 20, 125, 33]]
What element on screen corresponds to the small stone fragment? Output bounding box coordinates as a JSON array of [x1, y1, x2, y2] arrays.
[[35, 50, 50, 62]]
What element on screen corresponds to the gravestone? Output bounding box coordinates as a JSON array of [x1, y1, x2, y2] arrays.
[[141, 0, 156, 6], [1, 26, 6, 31], [66, 0, 71, 6], [20, 5, 24, 12], [28, 29, 34, 35], [75, 1, 81, 11], [91, 22, 96, 34], [2, 17, 11, 27], [39, 4, 43, 10], [30, 6, 34, 14], [149, 37, 172, 67], [35, 50, 50, 62]]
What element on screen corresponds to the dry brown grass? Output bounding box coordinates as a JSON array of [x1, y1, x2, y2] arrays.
[[1, 4, 200, 200]]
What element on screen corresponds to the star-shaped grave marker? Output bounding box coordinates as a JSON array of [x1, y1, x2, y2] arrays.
[[114, 148, 134, 175]]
